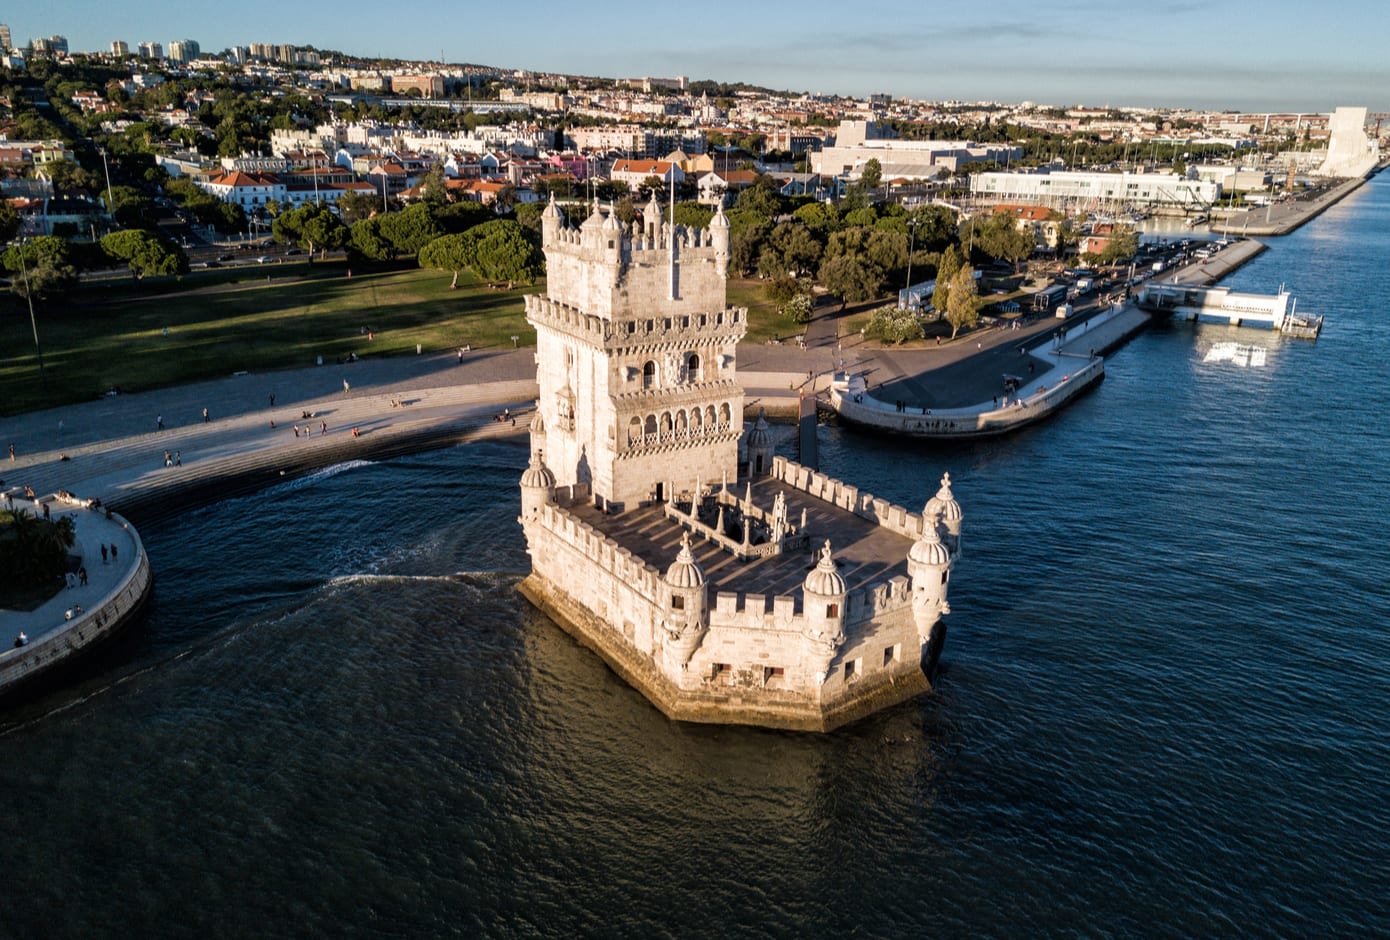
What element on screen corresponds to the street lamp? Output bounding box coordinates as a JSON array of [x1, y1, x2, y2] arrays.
[[15, 239, 47, 387], [97, 146, 115, 221], [904, 217, 920, 310]]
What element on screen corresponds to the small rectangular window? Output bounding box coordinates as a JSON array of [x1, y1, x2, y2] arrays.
[[844, 660, 857, 681], [883, 645, 897, 667], [671, 595, 684, 610]]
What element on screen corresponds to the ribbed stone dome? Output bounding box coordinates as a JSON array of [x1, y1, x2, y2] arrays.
[[803, 540, 847, 597], [924, 472, 962, 523], [909, 521, 951, 568], [664, 533, 706, 588], [542, 193, 563, 222], [530, 408, 545, 435], [746, 409, 772, 449], [580, 199, 605, 229], [643, 193, 664, 227], [601, 201, 622, 232], [709, 204, 730, 229], [520, 453, 556, 489]]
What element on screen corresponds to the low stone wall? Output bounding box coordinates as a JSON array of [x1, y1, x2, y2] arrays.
[[518, 572, 933, 733], [829, 356, 1104, 440], [0, 513, 152, 695]]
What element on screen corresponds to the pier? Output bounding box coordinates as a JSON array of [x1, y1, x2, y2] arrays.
[[1136, 282, 1322, 337]]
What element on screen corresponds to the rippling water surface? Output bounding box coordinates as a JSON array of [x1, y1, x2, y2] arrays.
[[4, 176, 1390, 938]]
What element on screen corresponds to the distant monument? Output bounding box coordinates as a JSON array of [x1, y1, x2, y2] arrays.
[[1318, 106, 1378, 178], [517, 195, 963, 732]]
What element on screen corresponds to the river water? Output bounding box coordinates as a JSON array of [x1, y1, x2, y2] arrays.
[[3, 175, 1389, 938]]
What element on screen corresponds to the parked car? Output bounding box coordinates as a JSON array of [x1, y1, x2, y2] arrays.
[[217, 254, 234, 262], [286, 248, 303, 255], [256, 256, 272, 264]]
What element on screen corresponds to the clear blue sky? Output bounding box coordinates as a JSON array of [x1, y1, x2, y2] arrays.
[[9, 0, 1387, 112]]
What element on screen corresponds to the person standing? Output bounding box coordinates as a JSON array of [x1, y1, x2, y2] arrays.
[[157, 414, 165, 430], [101, 544, 108, 564], [269, 393, 276, 407], [202, 407, 210, 423], [7, 442, 13, 461], [320, 421, 327, 435], [175, 450, 182, 466], [343, 379, 350, 395], [110, 543, 118, 563]]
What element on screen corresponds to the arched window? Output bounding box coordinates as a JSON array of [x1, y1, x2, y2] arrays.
[[644, 414, 658, 438], [690, 408, 703, 432], [705, 405, 717, 427], [628, 416, 642, 445], [642, 360, 657, 389], [719, 402, 732, 427], [675, 410, 688, 435], [660, 412, 673, 438], [686, 353, 701, 382]]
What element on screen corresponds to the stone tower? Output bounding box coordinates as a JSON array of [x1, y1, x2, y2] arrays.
[[526, 196, 746, 511]]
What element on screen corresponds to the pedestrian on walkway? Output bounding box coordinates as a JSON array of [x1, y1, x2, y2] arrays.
[[157, 414, 165, 430], [7, 442, 13, 461], [101, 544, 108, 564], [43, 503, 50, 520], [202, 407, 210, 423], [79, 566, 88, 586], [110, 543, 118, 563], [175, 450, 182, 466], [269, 393, 276, 407], [321, 421, 327, 435], [343, 379, 350, 395], [293, 425, 300, 438], [164, 450, 172, 467]]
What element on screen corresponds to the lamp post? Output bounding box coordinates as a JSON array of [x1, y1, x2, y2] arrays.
[[98, 147, 115, 221], [15, 240, 47, 387], [904, 217, 920, 310]]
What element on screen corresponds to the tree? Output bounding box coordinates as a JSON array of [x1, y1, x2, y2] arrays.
[[758, 221, 822, 279], [671, 201, 713, 230], [934, 244, 964, 318], [434, 200, 495, 235], [6, 251, 79, 303], [944, 264, 980, 339], [859, 157, 882, 191], [1097, 224, 1139, 265], [864, 304, 924, 345], [792, 201, 840, 238], [636, 175, 666, 201], [732, 177, 783, 219], [780, 291, 814, 325], [0, 509, 76, 589], [0, 201, 19, 243], [379, 203, 443, 256], [273, 203, 347, 257], [335, 189, 380, 225], [818, 253, 879, 308], [349, 216, 391, 261], [459, 219, 543, 284], [418, 233, 472, 288], [100, 229, 186, 280]]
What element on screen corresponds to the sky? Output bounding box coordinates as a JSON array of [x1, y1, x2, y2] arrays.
[[8, 0, 1388, 113]]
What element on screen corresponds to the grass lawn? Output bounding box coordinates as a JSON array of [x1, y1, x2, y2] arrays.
[[726, 278, 791, 345], [0, 263, 537, 415]]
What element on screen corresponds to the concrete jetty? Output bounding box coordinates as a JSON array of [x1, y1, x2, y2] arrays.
[[0, 493, 151, 696]]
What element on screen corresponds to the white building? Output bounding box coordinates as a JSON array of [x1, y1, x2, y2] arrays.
[[811, 119, 1021, 180], [971, 168, 1220, 209]]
